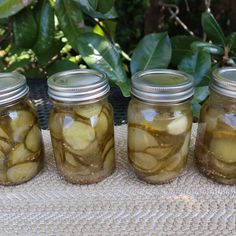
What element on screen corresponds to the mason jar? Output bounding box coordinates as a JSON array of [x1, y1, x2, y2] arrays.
[[0, 73, 44, 185], [195, 67, 236, 185], [48, 69, 115, 184], [128, 69, 194, 184]]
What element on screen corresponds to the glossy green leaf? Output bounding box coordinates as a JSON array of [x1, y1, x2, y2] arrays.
[[171, 35, 198, 66], [0, 0, 33, 18], [192, 86, 209, 118], [178, 50, 211, 86], [55, 0, 87, 51], [76, 0, 117, 19], [131, 32, 171, 74], [12, 7, 37, 49], [191, 41, 224, 55], [33, 0, 55, 65], [201, 12, 225, 46], [78, 32, 130, 96], [88, 0, 98, 9], [227, 32, 236, 49], [97, 0, 116, 13], [46, 60, 79, 76]]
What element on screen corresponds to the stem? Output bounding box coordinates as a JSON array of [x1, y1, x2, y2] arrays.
[[162, 3, 195, 36]]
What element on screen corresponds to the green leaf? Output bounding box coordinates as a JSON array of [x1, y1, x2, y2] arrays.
[[46, 60, 79, 76], [78, 32, 130, 97], [192, 86, 209, 118], [131, 32, 171, 74], [227, 32, 236, 49], [201, 12, 225, 46], [12, 7, 37, 49], [33, 0, 56, 65], [97, 0, 115, 13], [191, 41, 224, 55], [171, 35, 198, 66], [76, 0, 117, 19], [0, 0, 33, 18], [55, 0, 88, 51], [178, 50, 211, 86], [88, 0, 98, 9]]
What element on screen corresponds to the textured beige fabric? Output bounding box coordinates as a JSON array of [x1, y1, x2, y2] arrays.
[[0, 124, 235, 236]]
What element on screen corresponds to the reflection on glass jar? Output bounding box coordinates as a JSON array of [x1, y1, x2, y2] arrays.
[[0, 73, 44, 185], [128, 69, 194, 184], [195, 67, 236, 185], [48, 69, 115, 184]]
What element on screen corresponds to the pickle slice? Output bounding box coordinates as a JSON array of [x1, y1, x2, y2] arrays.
[[145, 146, 173, 160], [63, 121, 95, 150], [76, 103, 102, 119], [131, 152, 159, 171], [167, 115, 188, 135], [95, 111, 108, 141], [204, 110, 218, 132], [10, 110, 35, 128], [51, 138, 64, 164], [0, 150, 5, 169], [211, 155, 236, 178], [103, 148, 115, 169], [7, 162, 39, 183], [128, 127, 158, 151], [102, 137, 114, 160], [25, 125, 41, 153], [49, 112, 64, 139], [209, 137, 236, 163], [0, 139, 11, 153], [180, 132, 191, 157], [143, 171, 178, 183], [65, 152, 79, 167], [8, 144, 34, 166], [165, 152, 184, 171], [0, 127, 9, 139]]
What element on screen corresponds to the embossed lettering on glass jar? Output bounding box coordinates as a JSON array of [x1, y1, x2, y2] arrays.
[[48, 69, 115, 184], [128, 69, 194, 184], [195, 67, 236, 185], [0, 73, 44, 185]]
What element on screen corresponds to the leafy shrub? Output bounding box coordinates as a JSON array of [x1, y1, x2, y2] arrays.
[[0, 0, 236, 116]]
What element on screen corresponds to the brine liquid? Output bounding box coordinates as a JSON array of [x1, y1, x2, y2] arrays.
[[49, 100, 115, 184], [128, 99, 192, 184], [0, 99, 44, 185], [195, 102, 236, 185]]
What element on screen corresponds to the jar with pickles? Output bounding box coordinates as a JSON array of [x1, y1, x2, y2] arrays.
[[195, 67, 236, 185], [48, 69, 115, 184], [0, 73, 44, 185], [128, 69, 194, 184]]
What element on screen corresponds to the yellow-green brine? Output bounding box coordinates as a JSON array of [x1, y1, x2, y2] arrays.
[[48, 69, 115, 184], [128, 69, 194, 184], [195, 67, 236, 185], [0, 73, 44, 185]]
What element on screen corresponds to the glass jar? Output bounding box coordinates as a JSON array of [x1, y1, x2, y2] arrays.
[[0, 73, 44, 185], [48, 69, 115, 184], [128, 69, 194, 184], [195, 67, 236, 185]]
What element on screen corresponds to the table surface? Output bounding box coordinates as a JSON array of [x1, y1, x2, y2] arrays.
[[28, 78, 130, 129], [0, 124, 235, 236]]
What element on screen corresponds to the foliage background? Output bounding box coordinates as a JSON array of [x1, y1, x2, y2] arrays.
[[0, 0, 236, 117]]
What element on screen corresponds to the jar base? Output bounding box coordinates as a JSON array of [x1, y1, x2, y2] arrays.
[[60, 165, 116, 185], [196, 161, 236, 185]]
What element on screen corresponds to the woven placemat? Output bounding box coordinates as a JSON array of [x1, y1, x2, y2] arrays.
[[0, 124, 235, 236]]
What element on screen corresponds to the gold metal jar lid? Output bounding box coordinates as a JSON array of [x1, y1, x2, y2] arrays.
[[47, 69, 110, 102], [0, 73, 29, 105], [131, 69, 194, 103], [211, 67, 236, 98]]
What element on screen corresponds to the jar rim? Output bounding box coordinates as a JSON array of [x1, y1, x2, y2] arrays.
[[211, 67, 236, 98], [131, 69, 194, 103], [47, 69, 110, 102], [0, 72, 29, 105]]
